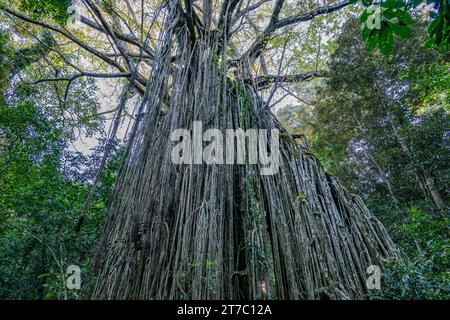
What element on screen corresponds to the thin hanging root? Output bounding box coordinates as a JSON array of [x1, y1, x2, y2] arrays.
[[90, 4, 396, 300]]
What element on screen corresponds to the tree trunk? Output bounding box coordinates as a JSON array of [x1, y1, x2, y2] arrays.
[[387, 112, 446, 212], [424, 175, 446, 213], [91, 3, 395, 300], [354, 116, 400, 208]]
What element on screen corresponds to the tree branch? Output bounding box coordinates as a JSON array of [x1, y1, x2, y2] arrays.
[[233, 0, 285, 65], [249, 70, 327, 88], [218, 0, 242, 35], [83, 0, 134, 72]]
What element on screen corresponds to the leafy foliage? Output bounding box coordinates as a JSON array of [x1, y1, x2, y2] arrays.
[[18, 0, 72, 25], [278, 18, 449, 299], [374, 208, 449, 300]]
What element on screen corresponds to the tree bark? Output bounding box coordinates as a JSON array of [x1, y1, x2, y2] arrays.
[[90, 1, 395, 300]]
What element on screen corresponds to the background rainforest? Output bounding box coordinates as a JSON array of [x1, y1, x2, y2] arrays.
[[0, 0, 448, 300]]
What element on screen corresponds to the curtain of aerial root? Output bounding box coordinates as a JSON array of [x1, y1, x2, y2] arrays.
[[91, 4, 396, 300]]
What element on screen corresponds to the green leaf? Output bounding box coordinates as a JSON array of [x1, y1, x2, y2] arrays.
[[383, 9, 398, 20], [391, 23, 412, 38], [429, 15, 443, 34]]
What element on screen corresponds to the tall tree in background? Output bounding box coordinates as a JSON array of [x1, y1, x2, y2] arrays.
[[309, 19, 448, 230], [300, 18, 449, 299], [1, 0, 448, 299], [0, 24, 120, 299]]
